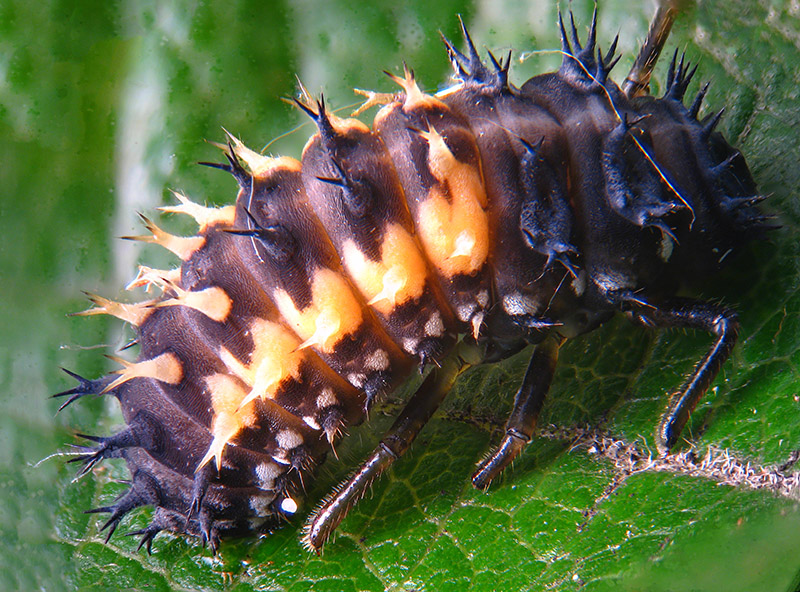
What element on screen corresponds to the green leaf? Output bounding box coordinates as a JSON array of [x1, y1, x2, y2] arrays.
[[3, 1, 800, 590]]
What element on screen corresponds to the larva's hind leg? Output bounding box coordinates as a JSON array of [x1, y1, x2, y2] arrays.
[[614, 292, 740, 455], [622, 0, 687, 98], [471, 335, 564, 490]]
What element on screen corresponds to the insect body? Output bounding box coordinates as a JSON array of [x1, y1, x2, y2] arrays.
[[57, 6, 767, 553]]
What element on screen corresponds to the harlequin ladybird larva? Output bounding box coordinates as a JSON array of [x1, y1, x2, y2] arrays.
[[56, 3, 771, 553]]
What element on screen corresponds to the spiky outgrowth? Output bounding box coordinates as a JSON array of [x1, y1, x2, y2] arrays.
[[664, 49, 698, 103], [71, 291, 154, 327], [188, 464, 213, 519], [555, 8, 623, 94], [198, 139, 251, 189], [102, 352, 182, 394], [87, 486, 149, 543], [315, 161, 375, 222], [66, 431, 136, 477], [124, 518, 166, 554], [517, 137, 579, 278], [158, 190, 236, 232], [122, 213, 205, 261], [126, 265, 181, 292], [558, 9, 596, 77], [720, 191, 777, 233], [593, 38, 621, 86], [486, 49, 512, 91], [225, 208, 297, 264], [52, 368, 110, 411], [602, 114, 685, 240], [688, 82, 710, 119], [440, 16, 510, 93], [701, 108, 725, 139], [293, 94, 338, 147]]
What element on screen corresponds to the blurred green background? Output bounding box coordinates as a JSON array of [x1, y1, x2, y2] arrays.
[[2, 0, 800, 590]]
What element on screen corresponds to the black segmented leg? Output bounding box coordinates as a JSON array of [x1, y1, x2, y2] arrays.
[[472, 334, 564, 490], [622, 0, 681, 98], [615, 292, 740, 454], [303, 341, 482, 552]]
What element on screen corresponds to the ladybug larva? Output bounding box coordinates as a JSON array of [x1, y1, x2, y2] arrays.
[[56, 4, 770, 553]]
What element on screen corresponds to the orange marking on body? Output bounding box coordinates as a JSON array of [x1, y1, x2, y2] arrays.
[[330, 115, 370, 136], [103, 352, 183, 393], [198, 373, 259, 470], [273, 269, 364, 353], [417, 126, 489, 276], [342, 223, 428, 315], [155, 284, 233, 323], [387, 65, 447, 112], [219, 318, 305, 408]]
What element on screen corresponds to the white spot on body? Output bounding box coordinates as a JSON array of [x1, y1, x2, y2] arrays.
[[249, 495, 274, 517], [275, 429, 303, 450], [571, 270, 587, 296], [316, 388, 338, 408], [449, 230, 476, 259], [502, 292, 536, 317], [456, 303, 476, 322], [347, 373, 367, 388], [402, 337, 420, 354], [592, 271, 634, 295], [659, 234, 674, 262], [364, 349, 390, 372], [424, 311, 445, 337], [476, 290, 489, 308], [303, 415, 321, 430], [254, 462, 281, 490]]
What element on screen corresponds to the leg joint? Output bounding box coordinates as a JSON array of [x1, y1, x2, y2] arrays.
[[505, 428, 531, 444], [379, 440, 400, 460]]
